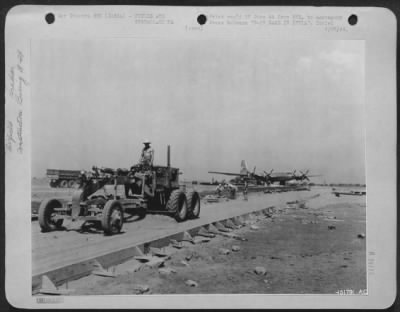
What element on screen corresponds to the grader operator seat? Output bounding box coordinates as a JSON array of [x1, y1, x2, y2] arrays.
[[130, 164, 153, 173]]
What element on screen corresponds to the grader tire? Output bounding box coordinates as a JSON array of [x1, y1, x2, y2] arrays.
[[102, 200, 124, 235], [38, 198, 64, 232], [186, 190, 201, 219], [167, 190, 188, 222], [59, 180, 68, 188]]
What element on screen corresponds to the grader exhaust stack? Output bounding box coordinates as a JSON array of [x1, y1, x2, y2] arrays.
[[167, 145, 171, 167], [167, 145, 171, 188]]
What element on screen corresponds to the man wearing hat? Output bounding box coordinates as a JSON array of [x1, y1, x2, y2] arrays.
[[125, 139, 154, 198], [139, 139, 154, 168]]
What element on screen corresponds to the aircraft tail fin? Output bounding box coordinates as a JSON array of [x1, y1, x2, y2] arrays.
[[240, 160, 249, 175]]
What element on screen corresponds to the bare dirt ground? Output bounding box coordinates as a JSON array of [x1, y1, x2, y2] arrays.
[[64, 190, 366, 295]]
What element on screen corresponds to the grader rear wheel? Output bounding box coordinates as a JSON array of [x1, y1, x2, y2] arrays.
[[186, 190, 200, 219], [102, 200, 124, 235], [38, 198, 64, 232], [166, 190, 188, 222]]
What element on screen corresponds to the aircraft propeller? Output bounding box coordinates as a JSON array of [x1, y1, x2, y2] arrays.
[[263, 169, 274, 178], [299, 170, 316, 181]]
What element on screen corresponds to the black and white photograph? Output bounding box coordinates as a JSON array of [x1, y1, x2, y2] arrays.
[[30, 38, 367, 295], [4, 5, 396, 309]]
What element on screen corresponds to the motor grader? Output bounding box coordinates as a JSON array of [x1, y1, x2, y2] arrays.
[[38, 146, 200, 235]]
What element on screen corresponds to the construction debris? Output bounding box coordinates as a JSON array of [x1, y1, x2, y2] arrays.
[[219, 248, 231, 255], [144, 257, 166, 268], [244, 220, 257, 226], [134, 255, 166, 268], [254, 266, 267, 275], [134, 255, 154, 262], [197, 227, 216, 238], [132, 284, 150, 294], [232, 216, 245, 227], [170, 239, 184, 249], [248, 213, 257, 219], [124, 261, 143, 274], [150, 247, 171, 258], [192, 236, 211, 244], [231, 245, 241, 252], [185, 280, 198, 287], [206, 223, 220, 234], [224, 219, 238, 229], [181, 231, 194, 243], [214, 222, 231, 232], [219, 232, 248, 241], [92, 260, 116, 277], [158, 268, 177, 275]]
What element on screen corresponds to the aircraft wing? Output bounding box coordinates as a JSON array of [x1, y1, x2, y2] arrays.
[[208, 171, 246, 176], [271, 172, 294, 176]]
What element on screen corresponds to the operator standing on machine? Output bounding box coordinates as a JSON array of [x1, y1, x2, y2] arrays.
[[125, 139, 154, 198], [139, 139, 154, 168]]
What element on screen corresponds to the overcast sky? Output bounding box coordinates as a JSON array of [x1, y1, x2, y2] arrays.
[[32, 39, 365, 184]]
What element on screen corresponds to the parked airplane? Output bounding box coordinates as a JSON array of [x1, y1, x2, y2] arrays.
[[209, 162, 320, 186], [208, 160, 267, 185], [264, 169, 321, 185]]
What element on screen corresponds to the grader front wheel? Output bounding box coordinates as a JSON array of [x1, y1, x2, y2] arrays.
[[38, 198, 64, 232], [102, 200, 124, 235]]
